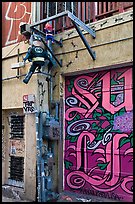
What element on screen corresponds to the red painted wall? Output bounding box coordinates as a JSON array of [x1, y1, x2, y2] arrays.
[[2, 2, 31, 47], [64, 67, 133, 202]]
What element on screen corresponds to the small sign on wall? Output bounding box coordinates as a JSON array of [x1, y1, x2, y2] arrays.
[[23, 94, 35, 113]]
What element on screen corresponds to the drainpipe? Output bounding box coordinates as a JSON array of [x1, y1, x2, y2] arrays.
[[50, 76, 53, 104], [55, 102, 59, 121], [46, 39, 58, 121], [35, 111, 41, 202], [39, 112, 47, 202]]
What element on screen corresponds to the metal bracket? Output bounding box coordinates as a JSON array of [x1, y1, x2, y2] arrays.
[[30, 10, 96, 61], [32, 27, 62, 67], [71, 20, 96, 60]]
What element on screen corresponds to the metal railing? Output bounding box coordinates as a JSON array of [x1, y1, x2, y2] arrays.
[[96, 2, 133, 20], [41, 2, 96, 33], [41, 2, 133, 33]]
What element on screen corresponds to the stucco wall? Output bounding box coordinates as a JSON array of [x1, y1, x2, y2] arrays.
[[24, 114, 36, 200]]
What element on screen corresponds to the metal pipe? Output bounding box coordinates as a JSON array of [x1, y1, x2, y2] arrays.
[[30, 10, 95, 38], [47, 2, 49, 18], [71, 20, 96, 60], [88, 2, 90, 24], [39, 112, 47, 202], [50, 76, 53, 103], [55, 102, 59, 121], [78, 2, 81, 19], [35, 111, 41, 202], [30, 11, 69, 28], [17, 49, 20, 77], [71, 2, 73, 13], [83, 2, 86, 22], [67, 11, 96, 38], [56, 2, 58, 14], [32, 27, 62, 67]]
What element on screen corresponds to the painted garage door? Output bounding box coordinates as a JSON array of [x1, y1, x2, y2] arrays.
[[64, 67, 133, 202]]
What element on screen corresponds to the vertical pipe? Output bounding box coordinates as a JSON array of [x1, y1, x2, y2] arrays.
[[56, 2, 57, 14], [50, 76, 53, 104], [62, 2, 65, 29], [41, 164, 45, 202], [35, 111, 41, 202], [93, 2, 96, 22], [55, 102, 59, 121], [17, 49, 20, 77], [71, 2, 74, 13], [32, 2, 36, 23], [84, 2, 86, 22], [58, 97, 63, 193], [88, 2, 90, 24], [103, 2, 106, 13], [39, 111, 42, 201], [39, 112, 46, 202], [47, 2, 49, 17], [78, 2, 81, 19], [65, 2, 66, 11]]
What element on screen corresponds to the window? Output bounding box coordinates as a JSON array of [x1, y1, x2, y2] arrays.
[[9, 156, 24, 182], [9, 115, 24, 139]]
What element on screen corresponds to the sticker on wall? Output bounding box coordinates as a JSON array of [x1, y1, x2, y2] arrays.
[[23, 94, 36, 113], [10, 141, 16, 155]]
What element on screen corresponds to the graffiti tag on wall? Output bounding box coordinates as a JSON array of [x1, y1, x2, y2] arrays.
[[3, 2, 31, 46], [23, 94, 35, 113], [64, 67, 133, 202]]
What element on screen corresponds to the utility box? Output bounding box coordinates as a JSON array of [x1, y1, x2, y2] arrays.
[[43, 117, 60, 140], [20, 24, 31, 38]]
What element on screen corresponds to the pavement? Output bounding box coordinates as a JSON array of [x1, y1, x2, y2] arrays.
[[2, 196, 31, 202], [2, 184, 121, 203], [55, 191, 119, 202]]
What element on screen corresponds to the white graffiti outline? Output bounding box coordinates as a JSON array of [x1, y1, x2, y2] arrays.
[[67, 119, 93, 136], [87, 128, 112, 149], [5, 2, 32, 46]]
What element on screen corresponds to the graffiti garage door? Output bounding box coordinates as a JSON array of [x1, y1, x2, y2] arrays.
[[64, 67, 133, 202]]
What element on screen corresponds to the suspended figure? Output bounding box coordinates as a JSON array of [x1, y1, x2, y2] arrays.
[[23, 33, 53, 84], [44, 22, 55, 44]]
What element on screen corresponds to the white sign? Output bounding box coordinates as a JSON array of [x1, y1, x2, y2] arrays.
[[23, 94, 35, 113]]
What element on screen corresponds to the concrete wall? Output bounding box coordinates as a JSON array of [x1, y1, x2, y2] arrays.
[[24, 114, 36, 200], [53, 10, 133, 76]]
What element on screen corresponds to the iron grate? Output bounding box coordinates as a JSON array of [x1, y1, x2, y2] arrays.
[[9, 115, 24, 139], [9, 156, 24, 182]]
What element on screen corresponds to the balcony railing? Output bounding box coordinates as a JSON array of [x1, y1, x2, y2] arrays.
[[96, 2, 133, 20], [41, 2, 133, 33]]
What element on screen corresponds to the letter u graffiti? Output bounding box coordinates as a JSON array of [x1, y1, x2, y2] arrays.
[[100, 68, 132, 114]]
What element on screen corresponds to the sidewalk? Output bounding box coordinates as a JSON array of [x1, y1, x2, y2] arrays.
[[2, 196, 31, 202], [2, 184, 121, 203], [55, 191, 119, 202]]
